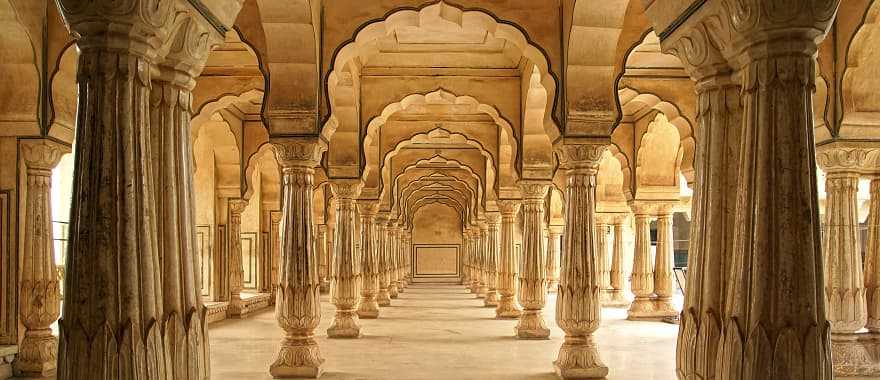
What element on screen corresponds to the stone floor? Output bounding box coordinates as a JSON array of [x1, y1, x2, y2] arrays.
[[209, 283, 679, 379]]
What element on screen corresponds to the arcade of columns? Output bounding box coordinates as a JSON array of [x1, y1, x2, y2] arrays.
[[5, 0, 880, 379]]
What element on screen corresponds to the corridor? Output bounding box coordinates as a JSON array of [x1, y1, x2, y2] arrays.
[[209, 283, 678, 379]]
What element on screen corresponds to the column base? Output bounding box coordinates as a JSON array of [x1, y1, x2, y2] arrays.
[[652, 297, 678, 316], [377, 288, 392, 306], [831, 333, 880, 377], [627, 297, 666, 321], [496, 296, 523, 319], [515, 310, 551, 339], [357, 295, 380, 319], [319, 280, 330, 294], [389, 284, 399, 299], [484, 290, 499, 307], [476, 285, 488, 299], [547, 280, 559, 294], [601, 289, 630, 308], [397, 280, 405, 292], [327, 310, 362, 338], [270, 336, 325, 378], [14, 330, 57, 377], [553, 335, 609, 379], [228, 295, 248, 318], [470, 282, 480, 294]]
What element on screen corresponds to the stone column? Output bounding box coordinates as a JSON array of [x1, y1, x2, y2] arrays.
[[316, 225, 329, 293], [469, 227, 481, 294], [53, 3, 232, 377], [403, 231, 413, 284], [357, 202, 380, 318], [387, 221, 400, 299], [546, 225, 563, 293], [484, 214, 501, 307], [228, 199, 249, 317], [818, 148, 875, 374], [375, 215, 392, 306], [269, 138, 325, 378], [653, 208, 678, 318], [15, 140, 67, 377], [395, 224, 406, 292], [627, 210, 654, 320], [270, 211, 282, 304], [497, 201, 522, 318], [552, 141, 608, 378], [461, 229, 471, 287], [712, 4, 838, 377], [594, 220, 611, 303], [516, 181, 551, 339], [607, 214, 630, 306], [867, 178, 880, 333], [477, 222, 490, 298], [327, 180, 363, 338]]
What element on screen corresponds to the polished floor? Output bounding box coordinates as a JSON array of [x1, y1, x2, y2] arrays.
[[209, 283, 679, 380]]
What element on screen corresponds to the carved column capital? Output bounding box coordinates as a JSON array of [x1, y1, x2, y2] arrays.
[[816, 146, 880, 175], [518, 181, 551, 201], [21, 140, 69, 173], [554, 139, 609, 173], [497, 200, 521, 218], [272, 137, 326, 169], [356, 201, 379, 217], [329, 180, 363, 201], [270, 211, 283, 224], [486, 212, 501, 228]]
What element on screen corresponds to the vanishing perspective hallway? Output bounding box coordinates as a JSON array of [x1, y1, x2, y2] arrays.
[[210, 283, 678, 380]]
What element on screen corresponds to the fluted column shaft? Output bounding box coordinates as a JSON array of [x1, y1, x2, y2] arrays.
[[395, 226, 406, 292], [673, 74, 742, 379], [516, 181, 551, 339], [477, 223, 490, 298], [269, 139, 325, 378], [546, 226, 562, 293], [716, 9, 837, 378], [866, 180, 880, 333], [594, 222, 610, 302], [552, 142, 608, 378], [653, 211, 677, 317], [269, 212, 282, 304], [469, 228, 481, 294], [316, 225, 329, 293], [228, 199, 248, 317], [387, 223, 399, 298], [822, 172, 865, 333], [484, 215, 501, 307], [628, 212, 654, 319], [608, 216, 630, 306], [16, 140, 66, 376], [496, 201, 522, 319], [357, 202, 380, 319], [375, 216, 391, 306], [327, 181, 363, 338]]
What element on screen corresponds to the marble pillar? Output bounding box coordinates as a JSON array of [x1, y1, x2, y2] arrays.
[[497, 201, 522, 318], [484, 214, 501, 307], [817, 149, 876, 375], [628, 211, 655, 320], [469, 228, 481, 294], [376, 215, 392, 306], [316, 225, 329, 293], [327, 181, 363, 338], [404, 231, 413, 284], [477, 222, 490, 298], [269, 138, 326, 378], [868, 179, 880, 333], [516, 181, 551, 339], [227, 199, 249, 318], [15, 140, 67, 377], [552, 142, 608, 378], [594, 220, 611, 303], [395, 225, 406, 292], [715, 5, 837, 377], [387, 222, 400, 299], [653, 209, 678, 318], [270, 211, 282, 305], [357, 202, 380, 319], [53, 3, 231, 376], [461, 229, 471, 287], [546, 225, 563, 293], [670, 71, 741, 379], [607, 215, 631, 307]]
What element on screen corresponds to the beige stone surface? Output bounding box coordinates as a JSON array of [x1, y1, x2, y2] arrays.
[[209, 283, 677, 380]]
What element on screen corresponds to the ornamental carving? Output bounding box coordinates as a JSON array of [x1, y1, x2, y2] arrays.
[[518, 181, 551, 201], [816, 147, 880, 173], [554, 143, 607, 171], [21, 141, 68, 172], [272, 138, 326, 168]]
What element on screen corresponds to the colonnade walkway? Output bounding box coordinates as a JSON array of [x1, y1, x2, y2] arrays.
[[209, 283, 677, 379]]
